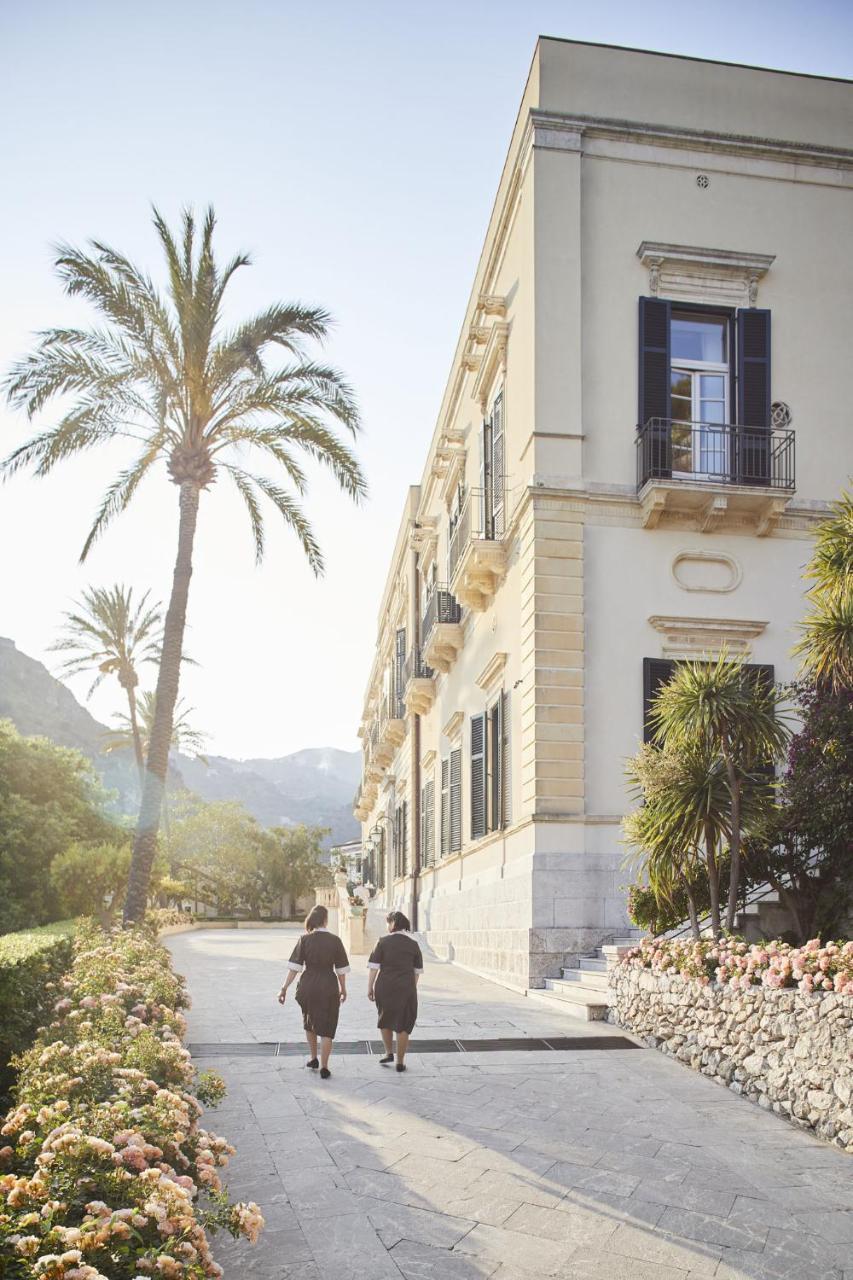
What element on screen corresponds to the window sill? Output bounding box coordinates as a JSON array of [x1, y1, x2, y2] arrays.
[[639, 478, 791, 536]]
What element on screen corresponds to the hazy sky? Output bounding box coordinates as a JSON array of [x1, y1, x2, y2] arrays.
[[1, 1, 850, 759]]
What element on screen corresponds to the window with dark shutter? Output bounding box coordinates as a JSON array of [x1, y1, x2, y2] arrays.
[[401, 799, 409, 875], [638, 297, 672, 480], [643, 657, 776, 777], [471, 713, 486, 840], [736, 309, 771, 485], [491, 393, 505, 538], [394, 627, 407, 718], [421, 779, 435, 867], [449, 748, 462, 852], [440, 757, 450, 857], [500, 690, 511, 827]]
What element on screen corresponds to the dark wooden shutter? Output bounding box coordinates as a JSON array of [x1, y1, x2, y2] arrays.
[[638, 297, 672, 480], [440, 757, 450, 857], [500, 690, 510, 827], [736, 309, 771, 485], [394, 627, 407, 718], [449, 748, 462, 852], [471, 713, 486, 840], [491, 394, 505, 537], [421, 779, 435, 867], [642, 657, 676, 742], [401, 799, 408, 875]]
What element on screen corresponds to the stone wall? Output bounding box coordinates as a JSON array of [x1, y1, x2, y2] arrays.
[[609, 965, 853, 1150]]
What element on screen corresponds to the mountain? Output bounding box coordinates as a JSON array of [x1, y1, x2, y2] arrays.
[[0, 637, 360, 844]]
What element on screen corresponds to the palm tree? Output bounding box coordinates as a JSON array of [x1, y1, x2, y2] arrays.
[[3, 207, 366, 923], [649, 653, 789, 933], [795, 490, 853, 690], [51, 584, 162, 781]]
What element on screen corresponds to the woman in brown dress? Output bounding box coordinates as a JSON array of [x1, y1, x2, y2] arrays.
[[367, 911, 423, 1072], [278, 905, 350, 1078]]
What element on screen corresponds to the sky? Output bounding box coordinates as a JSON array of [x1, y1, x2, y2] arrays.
[[0, 0, 850, 760]]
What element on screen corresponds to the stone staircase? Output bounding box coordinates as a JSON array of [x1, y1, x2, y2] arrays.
[[533, 936, 641, 1021]]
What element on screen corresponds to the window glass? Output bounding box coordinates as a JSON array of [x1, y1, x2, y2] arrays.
[[671, 313, 727, 363]]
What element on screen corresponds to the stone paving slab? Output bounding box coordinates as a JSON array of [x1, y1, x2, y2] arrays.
[[168, 928, 853, 1279]]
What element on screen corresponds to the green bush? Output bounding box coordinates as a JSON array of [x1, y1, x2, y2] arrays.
[[0, 919, 76, 1101]]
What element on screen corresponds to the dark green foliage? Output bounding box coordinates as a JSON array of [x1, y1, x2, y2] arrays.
[[0, 719, 119, 932], [0, 919, 75, 1101], [750, 683, 853, 941]]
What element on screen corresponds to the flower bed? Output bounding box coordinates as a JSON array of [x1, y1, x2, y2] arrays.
[[0, 922, 263, 1277], [610, 936, 853, 1148], [626, 935, 853, 993], [0, 923, 77, 1103]]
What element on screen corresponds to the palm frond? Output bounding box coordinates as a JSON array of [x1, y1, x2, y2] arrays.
[[80, 437, 165, 561], [252, 471, 323, 574]]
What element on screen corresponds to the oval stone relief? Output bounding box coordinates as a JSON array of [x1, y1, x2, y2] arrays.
[[672, 551, 742, 594]]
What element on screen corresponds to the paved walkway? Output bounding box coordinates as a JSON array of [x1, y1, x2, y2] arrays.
[[168, 928, 853, 1280]]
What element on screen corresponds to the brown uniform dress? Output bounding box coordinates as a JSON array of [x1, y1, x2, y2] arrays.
[[368, 932, 423, 1034], [287, 929, 351, 1039]]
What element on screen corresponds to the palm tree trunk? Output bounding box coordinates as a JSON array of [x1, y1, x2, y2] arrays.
[[704, 821, 722, 938], [124, 483, 200, 924], [724, 752, 742, 933], [126, 686, 145, 785], [685, 885, 700, 940]]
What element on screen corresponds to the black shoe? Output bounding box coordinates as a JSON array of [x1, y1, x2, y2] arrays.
[[379, 1054, 394, 1065], [306, 1058, 319, 1070], [320, 1067, 331, 1079], [395, 1062, 406, 1073]]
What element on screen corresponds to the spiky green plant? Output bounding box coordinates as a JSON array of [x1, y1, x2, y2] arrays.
[[51, 584, 162, 780], [649, 652, 789, 932], [795, 490, 853, 691], [3, 207, 366, 922]]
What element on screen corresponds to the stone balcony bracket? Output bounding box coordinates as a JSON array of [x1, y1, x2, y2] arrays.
[[639, 480, 791, 537], [423, 622, 465, 674], [379, 717, 406, 758], [452, 539, 508, 612], [405, 676, 436, 717]]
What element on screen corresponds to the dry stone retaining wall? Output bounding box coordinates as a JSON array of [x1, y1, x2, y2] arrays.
[[609, 965, 853, 1149]]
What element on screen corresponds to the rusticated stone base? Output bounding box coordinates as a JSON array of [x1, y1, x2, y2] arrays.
[[609, 966, 853, 1150]]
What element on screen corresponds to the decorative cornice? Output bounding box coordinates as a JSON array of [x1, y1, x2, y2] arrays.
[[638, 241, 775, 308], [648, 614, 768, 658], [442, 710, 464, 742], [475, 652, 508, 692], [477, 294, 507, 317], [421, 749, 436, 773], [472, 322, 509, 410]]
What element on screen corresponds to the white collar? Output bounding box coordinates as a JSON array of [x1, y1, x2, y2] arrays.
[[309, 927, 330, 933]]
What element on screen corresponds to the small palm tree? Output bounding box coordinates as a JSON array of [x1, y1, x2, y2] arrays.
[[650, 652, 789, 933], [51, 584, 162, 780], [795, 490, 853, 690], [4, 207, 366, 923]]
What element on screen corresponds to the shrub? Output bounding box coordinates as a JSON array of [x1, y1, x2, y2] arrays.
[[0, 922, 76, 1103], [50, 843, 132, 921], [0, 922, 263, 1277], [625, 934, 853, 993]]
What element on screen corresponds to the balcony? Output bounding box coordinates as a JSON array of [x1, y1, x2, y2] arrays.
[[377, 691, 406, 761], [421, 586, 463, 674], [402, 647, 436, 716], [636, 419, 795, 536], [448, 487, 508, 611]]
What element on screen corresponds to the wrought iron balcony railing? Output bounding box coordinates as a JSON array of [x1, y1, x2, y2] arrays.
[[447, 487, 506, 584], [421, 586, 462, 647], [401, 647, 434, 687], [636, 419, 795, 491]]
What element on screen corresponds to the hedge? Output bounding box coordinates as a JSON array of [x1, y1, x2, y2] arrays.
[[0, 920, 76, 1101]]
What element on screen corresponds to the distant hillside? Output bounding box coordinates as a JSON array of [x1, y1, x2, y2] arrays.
[[0, 637, 360, 844]]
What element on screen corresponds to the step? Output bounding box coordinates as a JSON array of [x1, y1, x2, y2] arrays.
[[540, 979, 611, 1021], [561, 967, 609, 991], [578, 957, 607, 974]]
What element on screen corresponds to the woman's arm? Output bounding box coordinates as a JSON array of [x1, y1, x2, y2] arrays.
[[338, 973, 347, 1004], [367, 969, 377, 1002], [277, 968, 299, 1004]]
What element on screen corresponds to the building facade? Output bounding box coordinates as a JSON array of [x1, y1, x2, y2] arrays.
[[354, 40, 853, 990]]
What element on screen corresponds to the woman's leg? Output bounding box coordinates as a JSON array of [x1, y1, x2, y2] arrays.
[[319, 1036, 333, 1070], [306, 1030, 318, 1063], [395, 1031, 409, 1064], [380, 1028, 393, 1055]]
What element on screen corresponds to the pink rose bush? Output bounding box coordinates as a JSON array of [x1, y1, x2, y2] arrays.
[[626, 935, 853, 994], [0, 923, 263, 1277]]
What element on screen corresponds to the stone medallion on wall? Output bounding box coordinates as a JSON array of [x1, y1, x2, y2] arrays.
[[671, 550, 742, 594]]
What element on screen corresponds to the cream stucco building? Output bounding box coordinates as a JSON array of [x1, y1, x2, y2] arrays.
[[353, 39, 853, 992]]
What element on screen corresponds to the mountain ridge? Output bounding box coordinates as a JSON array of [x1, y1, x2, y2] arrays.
[[0, 636, 360, 844]]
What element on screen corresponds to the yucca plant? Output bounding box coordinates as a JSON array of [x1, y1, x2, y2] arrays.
[[3, 207, 366, 922], [649, 652, 789, 932], [51, 584, 161, 780], [795, 490, 853, 691]]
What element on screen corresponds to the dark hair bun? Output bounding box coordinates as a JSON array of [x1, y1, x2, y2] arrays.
[[305, 905, 328, 931], [386, 910, 410, 932]]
